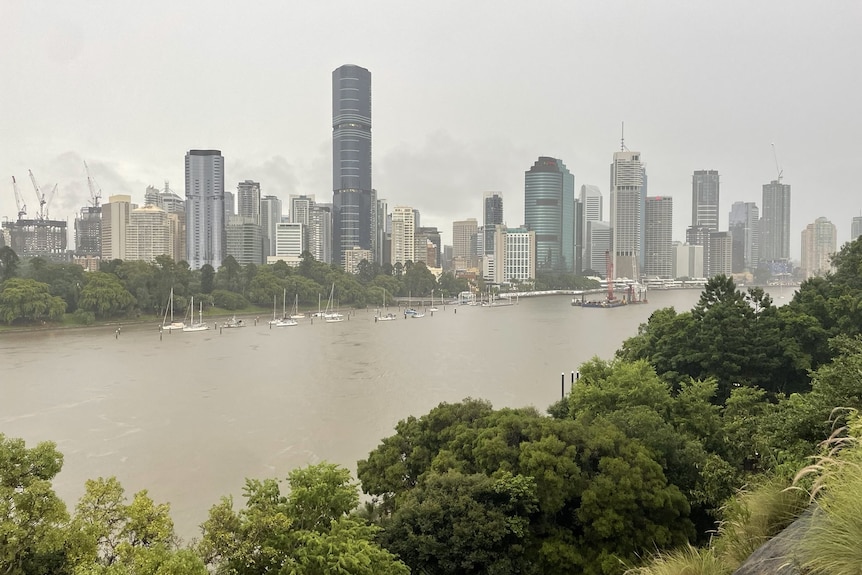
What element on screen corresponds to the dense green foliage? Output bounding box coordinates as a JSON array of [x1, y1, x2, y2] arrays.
[[0, 277, 67, 324], [5, 237, 862, 572]]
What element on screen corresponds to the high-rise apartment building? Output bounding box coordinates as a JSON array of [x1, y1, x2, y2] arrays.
[[310, 204, 332, 264], [332, 64, 376, 267], [524, 157, 575, 273], [185, 149, 225, 270], [692, 170, 720, 230], [489, 225, 536, 284], [101, 194, 132, 261], [452, 218, 478, 269], [236, 180, 261, 226], [127, 205, 169, 263], [644, 196, 673, 278], [390, 206, 416, 265], [708, 231, 733, 277], [801, 217, 837, 279], [760, 180, 791, 264], [260, 195, 282, 258], [728, 202, 760, 273], [610, 150, 645, 279], [224, 191, 235, 219], [851, 216, 862, 241], [483, 192, 504, 256]]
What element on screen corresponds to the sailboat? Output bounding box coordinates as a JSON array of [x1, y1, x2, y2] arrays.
[[275, 288, 298, 327], [428, 289, 439, 313], [268, 294, 280, 326], [376, 288, 397, 321], [161, 287, 185, 331], [324, 283, 344, 323], [182, 296, 209, 332], [289, 294, 305, 320]]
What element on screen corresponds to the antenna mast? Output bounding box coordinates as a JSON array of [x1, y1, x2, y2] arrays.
[[620, 122, 626, 151]]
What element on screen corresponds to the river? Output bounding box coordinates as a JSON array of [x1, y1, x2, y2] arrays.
[[1, 288, 716, 539]]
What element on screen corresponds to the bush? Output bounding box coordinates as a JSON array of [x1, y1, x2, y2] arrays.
[[73, 309, 96, 325]]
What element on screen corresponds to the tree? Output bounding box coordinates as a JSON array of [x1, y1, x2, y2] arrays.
[[0, 434, 69, 575], [78, 273, 135, 319], [199, 462, 408, 575], [199, 264, 215, 294], [403, 261, 437, 296], [0, 246, 21, 282], [0, 277, 67, 324], [69, 476, 206, 575]]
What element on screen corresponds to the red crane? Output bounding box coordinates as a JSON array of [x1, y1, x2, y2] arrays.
[[605, 251, 615, 301]]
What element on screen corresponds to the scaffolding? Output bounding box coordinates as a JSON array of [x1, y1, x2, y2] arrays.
[[2, 218, 68, 261]]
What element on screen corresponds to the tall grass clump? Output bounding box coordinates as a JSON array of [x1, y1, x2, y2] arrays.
[[624, 545, 730, 575], [795, 411, 862, 575], [712, 474, 808, 569]]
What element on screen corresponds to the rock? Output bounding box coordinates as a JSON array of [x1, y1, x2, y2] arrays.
[[731, 509, 813, 575]]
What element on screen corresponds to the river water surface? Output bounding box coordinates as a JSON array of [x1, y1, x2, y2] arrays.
[[1, 290, 710, 538]]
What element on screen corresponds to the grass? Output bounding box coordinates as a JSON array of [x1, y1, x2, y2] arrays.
[[712, 474, 808, 569], [794, 411, 862, 575], [624, 546, 730, 575]]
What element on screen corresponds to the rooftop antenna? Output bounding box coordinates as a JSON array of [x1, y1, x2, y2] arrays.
[[620, 122, 626, 151]]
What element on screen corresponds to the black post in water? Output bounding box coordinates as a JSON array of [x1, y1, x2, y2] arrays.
[[561, 373, 565, 400]]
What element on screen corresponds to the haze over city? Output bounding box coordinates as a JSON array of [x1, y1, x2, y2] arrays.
[[1, 0, 860, 255]]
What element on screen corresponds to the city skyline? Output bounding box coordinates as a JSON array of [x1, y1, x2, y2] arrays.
[[1, 2, 860, 257]]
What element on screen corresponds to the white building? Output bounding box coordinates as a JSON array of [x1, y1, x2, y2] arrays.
[[801, 217, 837, 279], [269, 222, 304, 266], [610, 150, 645, 279], [391, 206, 416, 265], [489, 225, 535, 284], [672, 243, 704, 279], [127, 205, 169, 263], [586, 220, 611, 276], [101, 194, 132, 261]]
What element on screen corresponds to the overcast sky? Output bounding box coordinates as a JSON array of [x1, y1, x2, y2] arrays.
[[1, 1, 860, 257]]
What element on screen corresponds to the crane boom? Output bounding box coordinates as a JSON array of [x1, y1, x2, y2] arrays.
[[12, 177, 27, 220], [84, 161, 102, 207], [28, 169, 48, 219], [45, 184, 58, 219], [771, 143, 783, 184]]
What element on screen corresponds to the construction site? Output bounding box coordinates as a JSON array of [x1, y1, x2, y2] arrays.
[[2, 171, 68, 261]]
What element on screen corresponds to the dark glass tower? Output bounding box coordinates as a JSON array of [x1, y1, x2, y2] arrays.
[[483, 192, 503, 256], [332, 64, 375, 266], [524, 157, 575, 273]]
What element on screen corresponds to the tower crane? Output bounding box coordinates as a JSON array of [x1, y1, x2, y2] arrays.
[[84, 161, 102, 208], [28, 169, 47, 220], [771, 143, 783, 184], [12, 176, 27, 220]]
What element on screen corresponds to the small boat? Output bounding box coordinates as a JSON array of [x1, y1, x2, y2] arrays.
[[182, 296, 209, 332], [324, 283, 344, 323], [428, 289, 439, 313], [223, 315, 245, 328], [289, 294, 305, 320], [375, 289, 397, 321], [274, 288, 298, 327], [161, 287, 185, 331]]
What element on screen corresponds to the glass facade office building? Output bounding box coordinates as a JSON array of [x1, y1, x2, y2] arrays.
[[332, 64, 376, 266], [524, 157, 575, 273]]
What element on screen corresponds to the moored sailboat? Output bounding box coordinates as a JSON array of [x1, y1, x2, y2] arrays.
[[182, 296, 209, 332], [161, 287, 185, 331]]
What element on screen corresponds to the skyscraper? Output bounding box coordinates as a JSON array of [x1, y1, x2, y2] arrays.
[[390, 206, 416, 265], [524, 157, 575, 273], [610, 150, 645, 279], [801, 217, 837, 279], [760, 179, 791, 264], [260, 195, 282, 258], [185, 149, 225, 270], [101, 194, 131, 261], [452, 218, 478, 269], [236, 180, 261, 226], [691, 170, 720, 230], [580, 185, 603, 273], [851, 216, 862, 241], [728, 201, 760, 272], [644, 196, 673, 278], [483, 192, 503, 256], [332, 64, 376, 267]]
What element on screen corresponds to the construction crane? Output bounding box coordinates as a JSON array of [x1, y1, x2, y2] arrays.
[[84, 161, 102, 208], [12, 176, 27, 220], [771, 143, 783, 184], [605, 250, 615, 301], [27, 169, 57, 220]]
